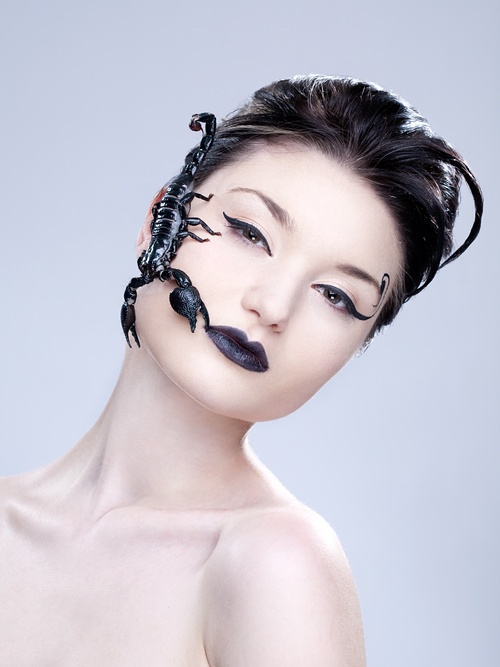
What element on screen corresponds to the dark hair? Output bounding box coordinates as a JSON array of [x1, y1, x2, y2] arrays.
[[188, 75, 483, 335]]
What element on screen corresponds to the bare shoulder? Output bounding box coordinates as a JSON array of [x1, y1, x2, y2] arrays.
[[0, 475, 22, 532], [0, 470, 39, 501], [203, 505, 365, 667], [0, 471, 44, 530], [214, 504, 350, 576], [0, 474, 21, 508]]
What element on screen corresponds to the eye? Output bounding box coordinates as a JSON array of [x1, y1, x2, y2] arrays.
[[314, 284, 369, 321], [243, 227, 260, 244], [223, 212, 272, 256], [317, 285, 352, 313], [324, 288, 345, 307]]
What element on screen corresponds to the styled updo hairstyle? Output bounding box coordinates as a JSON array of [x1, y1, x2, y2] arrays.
[[188, 75, 483, 335]]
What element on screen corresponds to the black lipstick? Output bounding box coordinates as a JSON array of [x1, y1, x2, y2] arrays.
[[205, 326, 269, 373]]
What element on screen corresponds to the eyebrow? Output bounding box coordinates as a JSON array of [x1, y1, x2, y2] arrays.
[[228, 187, 296, 233]]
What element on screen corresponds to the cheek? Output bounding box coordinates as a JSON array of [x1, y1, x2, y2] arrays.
[[169, 229, 252, 308], [275, 343, 356, 414], [255, 322, 367, 420]]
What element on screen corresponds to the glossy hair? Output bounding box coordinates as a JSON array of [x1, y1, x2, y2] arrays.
[[188, 75, 483, 335]]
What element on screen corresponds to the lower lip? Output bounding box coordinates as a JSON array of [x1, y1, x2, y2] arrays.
[[205, 328, 269, 373]]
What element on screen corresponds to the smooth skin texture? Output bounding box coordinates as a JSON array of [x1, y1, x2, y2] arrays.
[[0, 145, 402, 666]]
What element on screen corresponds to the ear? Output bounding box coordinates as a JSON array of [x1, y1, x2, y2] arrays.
[[136, 187, 166, 258]]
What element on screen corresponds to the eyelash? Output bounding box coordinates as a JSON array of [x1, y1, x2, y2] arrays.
[[223, 212, 272, 256], [314, 284, 361, 320]]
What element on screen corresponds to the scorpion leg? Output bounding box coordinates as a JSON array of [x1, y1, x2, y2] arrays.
[[167, 268, 210, 332], [180, 191, 212, 206], [185, 216, 221, 237], [191, 192, 213, 202], [175, 230, 210, 244], [121, 275, 150, 348]]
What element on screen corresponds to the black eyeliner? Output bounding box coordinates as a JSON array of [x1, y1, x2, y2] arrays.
[[316, 284, 371, 321], [223, 212, 272, 256], [316, 272, 390, 322]]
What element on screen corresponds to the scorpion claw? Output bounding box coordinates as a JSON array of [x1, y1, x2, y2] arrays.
[[121, 301, 140, 347], [199, 300, 210, 330], [169, 285, 208, 333], [129, 323, 140, 348]]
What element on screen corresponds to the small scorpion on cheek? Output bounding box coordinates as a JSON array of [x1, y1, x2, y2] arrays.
[[120, 112, 220, 347]]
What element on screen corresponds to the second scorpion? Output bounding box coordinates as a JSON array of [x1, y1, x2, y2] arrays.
[[121, 112, 220, 347]]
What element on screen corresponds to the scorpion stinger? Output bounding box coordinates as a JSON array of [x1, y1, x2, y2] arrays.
[[120, 112, 220, 347]]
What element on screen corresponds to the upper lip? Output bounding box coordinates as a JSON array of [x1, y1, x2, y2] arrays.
[[205, 325, 269, 373]]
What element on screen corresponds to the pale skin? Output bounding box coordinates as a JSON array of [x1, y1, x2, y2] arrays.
[[0, 145, 402, 666]]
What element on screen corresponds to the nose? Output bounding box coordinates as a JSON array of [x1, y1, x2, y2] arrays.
[[240, 268, 298, 332]]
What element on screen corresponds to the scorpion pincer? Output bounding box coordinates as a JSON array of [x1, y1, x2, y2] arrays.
[[120, 112, 220, 347]]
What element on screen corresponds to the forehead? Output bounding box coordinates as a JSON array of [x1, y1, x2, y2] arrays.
[[201, 144, 403, 282]]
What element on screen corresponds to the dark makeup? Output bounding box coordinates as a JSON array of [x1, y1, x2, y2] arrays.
[[205, 326, 269, 373]]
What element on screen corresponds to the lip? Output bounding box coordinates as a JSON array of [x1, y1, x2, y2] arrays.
[[205, 326, 269, 373]]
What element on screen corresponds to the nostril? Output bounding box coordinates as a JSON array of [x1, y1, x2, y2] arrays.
[[241, 281, 296, 332]]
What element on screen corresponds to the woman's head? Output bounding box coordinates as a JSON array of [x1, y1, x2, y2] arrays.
[[132, 75, 482, 420], [188, 75, 483, 337]]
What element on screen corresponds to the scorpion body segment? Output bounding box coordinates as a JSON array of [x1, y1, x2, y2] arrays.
[[120, 112, 219, 347]]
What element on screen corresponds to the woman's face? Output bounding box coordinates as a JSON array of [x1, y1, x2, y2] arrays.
[[134, 144, 402, 422]]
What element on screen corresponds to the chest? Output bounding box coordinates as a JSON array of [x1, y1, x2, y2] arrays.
[[0, 510, 218, 666]]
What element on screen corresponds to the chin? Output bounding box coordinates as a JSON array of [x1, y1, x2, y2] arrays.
[[176, 363, 322, 424]]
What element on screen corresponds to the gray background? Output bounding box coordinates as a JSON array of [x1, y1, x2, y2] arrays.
[[1, 0, 498, 665]]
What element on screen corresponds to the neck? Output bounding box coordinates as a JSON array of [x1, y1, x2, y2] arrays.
[[45, 344, 276, 519]]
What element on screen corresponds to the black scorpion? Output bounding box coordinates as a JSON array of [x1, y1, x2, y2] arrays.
[[121, 112, 220, 347]]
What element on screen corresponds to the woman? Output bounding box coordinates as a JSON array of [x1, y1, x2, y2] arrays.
[[0, 76, 482, 666]]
